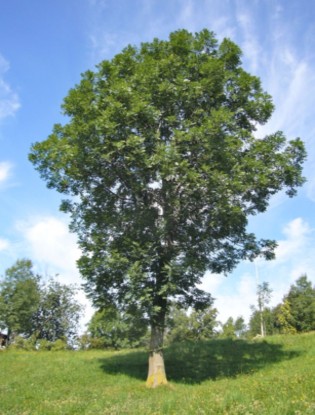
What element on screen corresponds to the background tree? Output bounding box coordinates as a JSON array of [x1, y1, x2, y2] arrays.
[[188, 306, 218, 341], [256, 282, 272, 337], [32, 279, 83, 344], [285, 275, 315, 332], [87, 305, 148, 349], [29, 29, 306, 386], [273, 299, 297, 334], [165, 304, 218, 343], [248, 307, 276, 338], [0, 259, 41, 341], [219, 316, 247, 338], [234, 316, 247, 338], [219, 317, 236, 338]]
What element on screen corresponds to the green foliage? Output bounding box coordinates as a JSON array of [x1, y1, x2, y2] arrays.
[[0, 259, 41, 339], [234, 316, 247, 338], [32, 279, 82, 343], [36, 338, 53, 351], [220, 317, 236, 338], [8, 335, 36, 351], [218, 316, 247, 339], [0, 259, 83, 345], [165, 305, 218, 343], [0, 333, 315, 414], [87, 305, 148, 349], [50, 339, 69, 351], [29, 29, 306, 354], [257, 282, 272, 312], [248, 307, 277, 337], [285, 275, 315, 332], [274, 299, 297, 334]]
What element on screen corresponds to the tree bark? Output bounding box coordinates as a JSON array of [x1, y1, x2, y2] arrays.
[[146, 323, 168, 388]]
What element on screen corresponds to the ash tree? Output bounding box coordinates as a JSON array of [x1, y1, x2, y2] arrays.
[[29, 29, 306, 387]]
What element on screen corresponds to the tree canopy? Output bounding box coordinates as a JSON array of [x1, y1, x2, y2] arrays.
[[29, 29, 306, 386]]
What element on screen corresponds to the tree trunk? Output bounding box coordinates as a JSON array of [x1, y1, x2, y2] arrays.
[[260, 310, 265, 337], [146, 324, 167, 388]]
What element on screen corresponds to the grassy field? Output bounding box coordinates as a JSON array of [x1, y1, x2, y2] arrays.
[[0, 332, 314, 415]]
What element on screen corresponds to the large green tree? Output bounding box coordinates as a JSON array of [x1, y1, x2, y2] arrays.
[[29, 29, 306, 386]]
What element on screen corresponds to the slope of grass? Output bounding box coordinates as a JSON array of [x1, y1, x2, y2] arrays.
[[0, 332, 314, 414]]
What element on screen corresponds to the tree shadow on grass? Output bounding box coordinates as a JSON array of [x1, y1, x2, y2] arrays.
[[98, 338, 300, 384]]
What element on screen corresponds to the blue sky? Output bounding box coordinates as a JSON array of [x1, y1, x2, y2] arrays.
[[1, 0, 314, 327]]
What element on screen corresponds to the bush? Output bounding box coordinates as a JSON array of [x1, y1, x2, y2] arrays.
[[50, 339, 69, 351], [9, 335, 36, 351], [37, 339, 53, 350]]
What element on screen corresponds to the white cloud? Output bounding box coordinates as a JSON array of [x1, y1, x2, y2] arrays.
[[200, 272, 224, 294], [274, 218, 312, 263], [0, 238, 9, 251], [0, 53, 20, 121], [236, 10, 262, 72], [273, 221, 315, 284], [250, 21, 315, 204], [17, 216, 81, 282], [214, 273, 257, 324], [0, 161, 13, 184]]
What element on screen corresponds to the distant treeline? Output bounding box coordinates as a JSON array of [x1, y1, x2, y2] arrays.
[[1, 259, 314, 350]]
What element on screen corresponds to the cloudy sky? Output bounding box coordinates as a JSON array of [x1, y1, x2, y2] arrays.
[[1, 0, 314, 328]]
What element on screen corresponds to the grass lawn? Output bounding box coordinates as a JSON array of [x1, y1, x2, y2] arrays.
[[0, 332, 314, 414]]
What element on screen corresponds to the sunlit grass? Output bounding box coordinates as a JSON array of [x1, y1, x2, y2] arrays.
[[0, 332, 314, 414]]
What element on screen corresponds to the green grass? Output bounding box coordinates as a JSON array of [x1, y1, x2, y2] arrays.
[[0, 333, 314, 414]]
